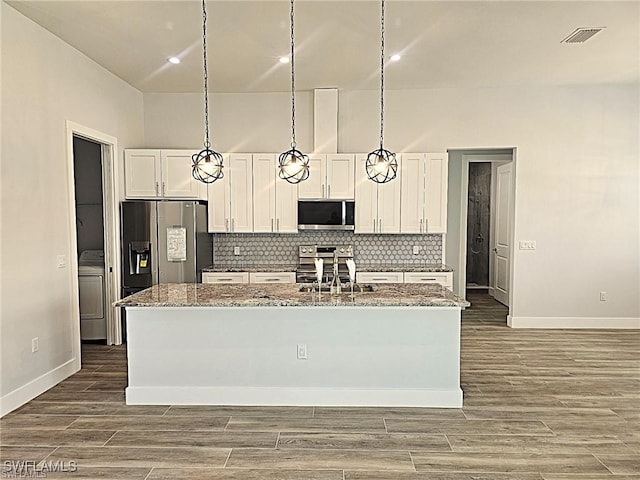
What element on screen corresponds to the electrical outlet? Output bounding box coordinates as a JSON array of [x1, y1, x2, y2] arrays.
[[297, 344, 308, 360], [31, 337, 39, 353], [600, 291, 607, 302], [233, 246, 241, 256], [412, 245, 420, 255], [56, 254, 67, 268], [518, 241, 536, 250]]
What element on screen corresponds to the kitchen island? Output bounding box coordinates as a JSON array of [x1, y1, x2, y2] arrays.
[[116, 283, 469, 407]]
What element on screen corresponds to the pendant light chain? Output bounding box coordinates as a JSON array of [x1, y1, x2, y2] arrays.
[[192, 0, 223, 184], [202, 0, 210, 148], [379, 0, 386, 150], [290, 0, 296, 148], [277, 0, 309, 184], [364, 0, 397, 184]]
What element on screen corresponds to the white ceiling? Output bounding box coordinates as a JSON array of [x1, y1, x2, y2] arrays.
[[6, 0, 639, 93]]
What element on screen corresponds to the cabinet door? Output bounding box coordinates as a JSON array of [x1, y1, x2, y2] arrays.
[[326, 154, 355, 199], [377, 167, 402, 234], [354, 156, 377, 233], [275, 172, 299, 233], [202, 272, 249, 284], [400, 153, 426, 233], [207, 155, 230, 233], [228, 154, 254, 233], [425, 153, 448, 233], [356, 272, 404, 283], [298, 155, 326, 199], [161, 150, 201, 198], [249, 272, 296, 284], [404, 272, 453, 289], [124, 150, 161, 198], [253, 154, 276, 233]]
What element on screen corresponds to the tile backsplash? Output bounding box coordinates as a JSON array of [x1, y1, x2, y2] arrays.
[[213, 232, 443, 267]]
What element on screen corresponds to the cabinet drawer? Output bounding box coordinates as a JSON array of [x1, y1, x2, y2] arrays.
[[355, 272, 403, 283], [202, 272, 249, 284], [249, 272, 296, 284], [404, 272, 453, 289]]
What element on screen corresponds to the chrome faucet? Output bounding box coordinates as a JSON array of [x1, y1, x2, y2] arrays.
[[330, 251, 341, 295]]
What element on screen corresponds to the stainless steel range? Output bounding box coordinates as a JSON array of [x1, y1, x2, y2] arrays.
[[297, 245, 354, 284]]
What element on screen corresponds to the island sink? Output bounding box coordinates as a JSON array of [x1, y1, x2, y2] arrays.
[[298, 284, 375, 293]]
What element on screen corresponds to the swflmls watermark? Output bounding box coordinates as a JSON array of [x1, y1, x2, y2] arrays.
[[2, 460, 77, 478]]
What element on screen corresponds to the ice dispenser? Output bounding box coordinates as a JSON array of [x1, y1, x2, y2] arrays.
[[129, 241, 151, 275]]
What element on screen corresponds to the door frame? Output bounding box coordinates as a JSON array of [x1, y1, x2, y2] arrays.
[[66, 121, 122, 353], [453, 151, 515, 310]]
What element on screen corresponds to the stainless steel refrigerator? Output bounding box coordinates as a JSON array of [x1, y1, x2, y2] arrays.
[[121, 201, 212, 297]]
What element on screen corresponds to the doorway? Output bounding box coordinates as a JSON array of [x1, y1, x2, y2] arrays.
[[466, 162, 491, 290], [445, 149, 515, 312], [73, 137, 106, 342], [66, 122, 122, 361]]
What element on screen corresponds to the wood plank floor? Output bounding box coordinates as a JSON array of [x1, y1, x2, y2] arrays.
[[1, 292, 638, 479]]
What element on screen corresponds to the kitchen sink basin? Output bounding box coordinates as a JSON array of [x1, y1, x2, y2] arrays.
[[298, 284, 375, 293]]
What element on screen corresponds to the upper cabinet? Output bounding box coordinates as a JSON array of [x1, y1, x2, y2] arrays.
[[298, 154, 355, 199], [400, 153, 448, 234], [207, 154, 254, 233], [253, 154, 298, 233], [354, 155, 401, 234], [124, 149, 205, 200]]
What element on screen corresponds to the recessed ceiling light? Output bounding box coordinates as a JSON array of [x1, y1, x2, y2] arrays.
[[168, 57, 181, 65], [279, 56, 290, 64], [390, 54, 402, 62]]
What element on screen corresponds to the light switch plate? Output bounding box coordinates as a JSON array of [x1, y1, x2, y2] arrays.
[[412, 246, 420, 255], [518, 241, 536, 250], [56, 254, 67, 268], [233, 246, 240, 256]]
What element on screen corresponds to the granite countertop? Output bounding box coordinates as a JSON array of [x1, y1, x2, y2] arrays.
[[357, 264, 453, 273], [203, 264, 453, 273], [203, 264, 297, 273], [116, 283, 469, 308]]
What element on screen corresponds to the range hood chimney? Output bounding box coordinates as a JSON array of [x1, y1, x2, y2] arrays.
[[313, 88, 338, 154]]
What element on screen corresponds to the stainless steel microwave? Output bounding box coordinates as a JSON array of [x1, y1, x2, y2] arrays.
[[298, 200, 355, 231]]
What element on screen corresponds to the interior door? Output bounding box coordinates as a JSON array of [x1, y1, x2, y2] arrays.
[[493, 163, 512, 306]]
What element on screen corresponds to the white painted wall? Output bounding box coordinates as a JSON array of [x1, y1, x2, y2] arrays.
[[143, 91, 313, 153], [145, 85, 639, 324], [0, 3, 144, 415]]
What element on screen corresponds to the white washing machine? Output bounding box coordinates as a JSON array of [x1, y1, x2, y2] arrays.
[[78, 250, 107, 340]]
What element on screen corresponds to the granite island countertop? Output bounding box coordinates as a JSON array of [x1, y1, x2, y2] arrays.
[[115, 283, 469, 308]]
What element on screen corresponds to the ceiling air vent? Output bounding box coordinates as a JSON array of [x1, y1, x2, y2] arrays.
[[561, 27, 605, 44]]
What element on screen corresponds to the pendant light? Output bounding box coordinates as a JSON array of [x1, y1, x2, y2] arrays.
[[192, 0, 223, 184], [278, 0, 310, 184], [365, 0, 398, 183]]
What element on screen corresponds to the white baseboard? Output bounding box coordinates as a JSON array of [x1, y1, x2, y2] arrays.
[[126, 386, 464, 408], [508, 315, 640, 329], [0, 358, 80, 417]]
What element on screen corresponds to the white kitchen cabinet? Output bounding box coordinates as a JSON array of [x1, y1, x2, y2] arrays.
[[400, 153, 448, 233], [207, 154, 253, 233], [356, 272, 404, 283], [253, 154, 298, 233], [298, 154, 355, 199], [403, 272, 453, 290], [249, 272, 296, 284], [124, 149, 205, 200], [202, 272, 249, 284], [354, 155, 401, 234]]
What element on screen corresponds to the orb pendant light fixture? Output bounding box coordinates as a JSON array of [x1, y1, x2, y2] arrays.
[[278, 0, 310, 184], [365, 0, 398, 184], [192, 0, 223, 184]]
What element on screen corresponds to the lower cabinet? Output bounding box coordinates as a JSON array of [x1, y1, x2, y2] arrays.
[[356, 272, 404, 283], [202, 272, 249, 284], [249, 272, 296, 284], [403, 272, 453, 290], [202, 272, 295, 284]]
